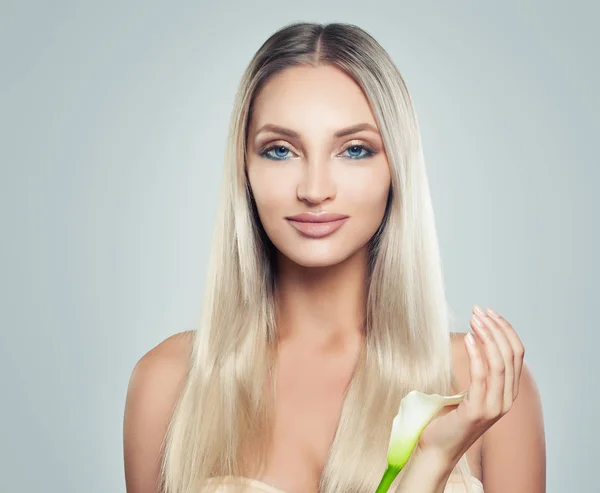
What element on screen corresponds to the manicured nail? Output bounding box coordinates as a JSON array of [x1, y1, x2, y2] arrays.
[[473, 314, 484, 328], [466, 333, 476, 346], [487, 307, 498, 318], [474, 305, 485, 316]]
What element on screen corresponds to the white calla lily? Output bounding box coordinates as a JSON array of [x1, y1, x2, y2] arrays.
[[375, 389, 468, 493]]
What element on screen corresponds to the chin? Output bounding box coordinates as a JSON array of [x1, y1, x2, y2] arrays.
[[278, 246, 359, 269]]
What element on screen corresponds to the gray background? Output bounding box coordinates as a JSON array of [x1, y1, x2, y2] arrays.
[[1, 1, 597, 492]]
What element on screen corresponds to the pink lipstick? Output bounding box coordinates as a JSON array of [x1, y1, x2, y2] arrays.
[[286, 212, 349, 239]]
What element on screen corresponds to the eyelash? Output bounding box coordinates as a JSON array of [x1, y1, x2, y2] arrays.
[[259, 142, 377, 161]]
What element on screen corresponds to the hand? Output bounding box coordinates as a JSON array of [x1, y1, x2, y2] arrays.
[[415, 305, 525, 464]]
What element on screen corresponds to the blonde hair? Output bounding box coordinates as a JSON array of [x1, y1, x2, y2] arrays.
[[160, 21, 474, 493]]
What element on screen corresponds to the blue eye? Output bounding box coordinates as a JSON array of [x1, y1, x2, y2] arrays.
[[259, 144, 376, 161], [343, 144, 375, 159], [261, 145, 291, 160]]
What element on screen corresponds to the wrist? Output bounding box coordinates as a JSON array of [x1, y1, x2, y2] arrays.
[[392, 448, 456, 493], [411, 446, 456, 479]]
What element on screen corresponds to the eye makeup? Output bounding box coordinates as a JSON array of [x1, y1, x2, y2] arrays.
[[257, 140, 378, 161]]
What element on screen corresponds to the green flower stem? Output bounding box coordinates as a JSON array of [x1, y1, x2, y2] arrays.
[[375, 465, 401, 493]]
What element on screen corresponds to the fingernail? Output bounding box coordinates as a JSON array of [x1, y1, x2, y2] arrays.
[[466, 333, 475, 346], [473, 314, 484, 328], [474, 305, 485, 316], [487, 307, 498, 318]]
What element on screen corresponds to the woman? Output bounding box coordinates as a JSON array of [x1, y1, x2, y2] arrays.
[[123, 22, 546, 493]]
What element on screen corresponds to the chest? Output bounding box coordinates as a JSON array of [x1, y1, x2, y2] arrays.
[[256, 350, 357, 493], [251, 348, 484, 493]]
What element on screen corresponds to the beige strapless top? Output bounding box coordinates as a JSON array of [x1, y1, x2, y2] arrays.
[[201, 474, 484, 493]]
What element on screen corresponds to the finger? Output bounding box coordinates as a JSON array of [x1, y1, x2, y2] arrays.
[[471, 312, 506, 418], [486, 308, 525, 397], [478, 308, 515, 413], [463, 331, 486, 414]]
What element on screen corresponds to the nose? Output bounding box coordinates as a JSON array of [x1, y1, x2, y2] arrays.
[[296, 158, 337, 205]]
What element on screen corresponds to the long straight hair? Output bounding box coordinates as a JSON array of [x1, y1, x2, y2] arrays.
[[160, 22, 474, 493]]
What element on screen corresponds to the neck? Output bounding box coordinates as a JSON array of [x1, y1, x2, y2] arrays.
[[273, 246, 369, 352]]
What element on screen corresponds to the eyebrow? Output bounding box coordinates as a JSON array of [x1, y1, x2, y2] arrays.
[[254, 122, 380, 139]]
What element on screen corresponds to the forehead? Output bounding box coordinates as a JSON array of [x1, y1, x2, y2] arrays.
[[249, 64, 378, 134]]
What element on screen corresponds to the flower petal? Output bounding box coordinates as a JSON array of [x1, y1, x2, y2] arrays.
[[386, 390, 467, 468]]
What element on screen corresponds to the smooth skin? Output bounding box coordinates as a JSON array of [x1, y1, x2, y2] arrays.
[[407, 306, 546, 493], [123, 64, 545, 493]]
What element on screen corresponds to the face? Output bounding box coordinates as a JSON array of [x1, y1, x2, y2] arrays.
[[245, 64, 391, 268]]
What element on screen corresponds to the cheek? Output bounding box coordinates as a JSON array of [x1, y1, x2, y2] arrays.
[[342, 166, 390, 211], [247, 167, 294, 217]]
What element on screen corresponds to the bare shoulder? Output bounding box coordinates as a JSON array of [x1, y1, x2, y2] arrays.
[[123, 330, 195, 493], [141, 329, 194, 366], [125, 328, 195, 414], [128, 330, 195, 394]]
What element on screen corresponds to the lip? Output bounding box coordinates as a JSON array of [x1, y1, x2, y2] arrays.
[[286, 212, 349, 223], [286, 212, 349, 238]]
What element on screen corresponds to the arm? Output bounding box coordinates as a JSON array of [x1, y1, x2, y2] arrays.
[[123, 331, 192, 493], [480, 362, 546, 492], [390, 306, 540, 493], [392, 449, 457, 493]]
